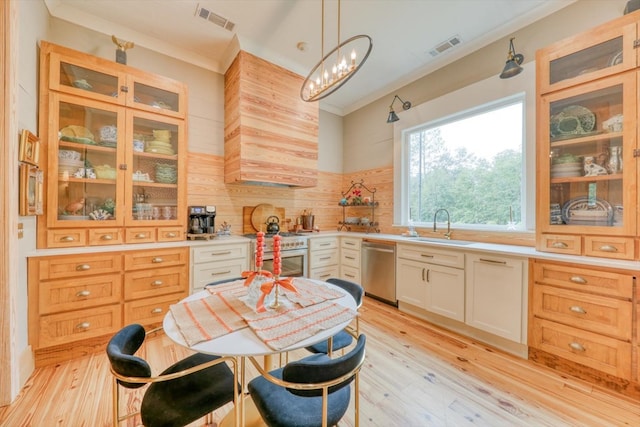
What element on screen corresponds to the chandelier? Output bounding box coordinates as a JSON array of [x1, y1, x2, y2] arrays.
[[300, 0, 373, 102]]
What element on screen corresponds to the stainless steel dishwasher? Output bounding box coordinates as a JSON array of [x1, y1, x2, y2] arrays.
[[361, 239, 397, 306]]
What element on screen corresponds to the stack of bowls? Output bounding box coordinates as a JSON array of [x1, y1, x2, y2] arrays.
[[58, 150, 83, 178], [145, 129, 175, 155], [551, 162, 582, 178], [155, 163, 177, 183]]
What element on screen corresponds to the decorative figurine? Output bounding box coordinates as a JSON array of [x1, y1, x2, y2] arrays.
[[65, 198, 85, 215], [111, 35, 134, 65]]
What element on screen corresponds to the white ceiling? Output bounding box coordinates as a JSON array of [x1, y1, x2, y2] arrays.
[[44, 0, 575, 115]]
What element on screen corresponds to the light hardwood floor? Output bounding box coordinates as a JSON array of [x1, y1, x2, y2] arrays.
[[0, 296, 638, 426]]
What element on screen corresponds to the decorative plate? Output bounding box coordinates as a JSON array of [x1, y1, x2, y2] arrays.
[[550, 105, 595, 137], [561, 197, 613, 226], [608, 50, 623, 67]]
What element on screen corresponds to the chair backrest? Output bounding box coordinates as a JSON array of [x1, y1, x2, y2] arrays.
[[106, 323, 152, 389], [327, 278, 364, 308], [282, 334, 366, 397]]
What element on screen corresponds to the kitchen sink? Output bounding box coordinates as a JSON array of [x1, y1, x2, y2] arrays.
[[408, 237, 475, 246]]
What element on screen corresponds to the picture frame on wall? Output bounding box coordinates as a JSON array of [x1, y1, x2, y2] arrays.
[[19, 129, 40, 166], [19, 163, 43, 216]]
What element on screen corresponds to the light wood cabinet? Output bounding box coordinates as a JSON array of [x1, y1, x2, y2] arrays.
[[190, 242, 250, 292], [465, 254, 525, 343], [340, 237, 361, 283], [37, 41, 187, 249], [309, 236, 339, 281], [28, 246, 188, 367], [535, 13, 640, 260], [529, 259, 635, 390]]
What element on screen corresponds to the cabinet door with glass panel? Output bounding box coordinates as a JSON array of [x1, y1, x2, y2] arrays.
[[537, 72, 637, 258], [537, 17, 638, 94], [124, 110, 185, 227], [47, 93, 126, 229]]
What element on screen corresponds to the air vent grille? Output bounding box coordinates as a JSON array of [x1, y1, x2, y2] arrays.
[[428, 34, 462, 57], [195, 4, 236, 32]]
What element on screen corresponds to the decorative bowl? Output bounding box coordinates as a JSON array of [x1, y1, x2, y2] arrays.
[[345, 217, 359, 224], [95, 164, 117, 180], [99, 125, 117, 143], [152, 129, 171, 142], [58, 150, 81, 161]]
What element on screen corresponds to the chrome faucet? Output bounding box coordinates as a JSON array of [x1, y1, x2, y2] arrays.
[[433, 208, 451, 239]]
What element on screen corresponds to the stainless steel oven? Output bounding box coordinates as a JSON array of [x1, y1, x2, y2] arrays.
[[248, 233, 308, 277]]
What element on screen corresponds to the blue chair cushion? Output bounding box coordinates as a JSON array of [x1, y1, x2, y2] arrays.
[[106, 324, 151, 389]]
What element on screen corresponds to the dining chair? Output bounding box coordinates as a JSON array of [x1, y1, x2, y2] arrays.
[[305, 277, 363, 356], [248, 333, 366, 427], [106, 323, 239, 427]]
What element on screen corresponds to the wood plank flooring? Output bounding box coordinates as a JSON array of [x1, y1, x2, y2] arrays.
[[0, 296, 638, 426]]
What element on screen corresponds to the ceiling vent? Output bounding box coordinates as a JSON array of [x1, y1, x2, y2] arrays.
[[195, 4, 236, 32], [428, 34, 462, 57]]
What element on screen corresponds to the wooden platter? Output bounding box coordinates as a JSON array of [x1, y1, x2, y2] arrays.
[[243, 204, 285, 233]]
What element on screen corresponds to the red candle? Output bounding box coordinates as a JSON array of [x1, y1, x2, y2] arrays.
[[272, 234, 281, 276], [256, 231, 265, 268]]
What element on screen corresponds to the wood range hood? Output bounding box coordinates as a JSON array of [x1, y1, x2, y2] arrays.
[[224, 51, 319, 187]]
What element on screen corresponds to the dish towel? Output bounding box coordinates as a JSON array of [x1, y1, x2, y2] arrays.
[[283, 278, 345, 307]]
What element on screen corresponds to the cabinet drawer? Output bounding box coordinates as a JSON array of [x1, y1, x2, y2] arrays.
[[309, 266, 340, 281], [124, 293, 184, 325], [124, 247, 188, 271], [340, 265, 361, 284], [46, 229, 87, 248], [192, 259, 248, 290], [584, 236, 635, 260], [533, 261, 633, 299], [533, 284, 632, 340], [341, 237, 361, 250], [88, 228, 123, 246], [125, 227, 156, 244], [531, 318, 631, 379], [310, 237, 338, 251], [36, 253, 122, 281], [310, 250, 339, 268], [538, 234, 582, 255], [39, 273, 121, 315], [124, 266, 187, 300], [397, 244, 464, 268], [192, 243, 248, 263], [341, 248, 360, 268], [38, 304, 121, 348], [157, 227, 184, 242]]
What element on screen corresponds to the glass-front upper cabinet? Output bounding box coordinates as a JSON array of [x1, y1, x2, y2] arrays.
[[537, 20, 638, 94], [537, 72, 637, 239]]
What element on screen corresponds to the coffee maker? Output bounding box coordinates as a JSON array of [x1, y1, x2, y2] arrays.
[[188, 205, 216, 234]]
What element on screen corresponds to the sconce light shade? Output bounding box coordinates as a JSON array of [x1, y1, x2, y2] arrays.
[[499, 37, 524, 79], [387, 95, 411, 123]]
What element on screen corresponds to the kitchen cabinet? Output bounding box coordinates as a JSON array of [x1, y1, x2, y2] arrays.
[[529, 259, 634, 386], [535, 13, 640, 260], [308, 236, 339, 281], [190, 242, 250, 293], [340, 237, 361, 283], [37, 41, 187, 249], [396, 244, 465, 322], [465, 253, 525, 342], [28, 246, 188, 367]]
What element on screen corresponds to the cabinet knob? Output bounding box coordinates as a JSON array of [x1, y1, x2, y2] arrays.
[[598, 245, 618, 252], [152, 280, 163, 286], [76, 290, 91, 297], [76, 264, 91, 271], [100, 234, 114, 241], [166, 232, 177, 238], [569, 276, 587, 284], [152, 257, 164, 263], [569, 305, 586, 315], [551, 241, 568, 248], [76, 322, 91, 330], [568, 342, 586, 352], [135, 233, 147, 239], [151, 308, 163, 314], [61, 236, 76, 242]]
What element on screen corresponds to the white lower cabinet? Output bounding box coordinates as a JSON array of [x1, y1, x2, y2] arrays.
[[340, 237, 361, 283], [190, 242, 249, 293], [309, 236, 340, 281], [465, 253, 525, 342]]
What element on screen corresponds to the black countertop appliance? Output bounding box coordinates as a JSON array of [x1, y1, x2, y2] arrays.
[[188, 205, 216, 234]]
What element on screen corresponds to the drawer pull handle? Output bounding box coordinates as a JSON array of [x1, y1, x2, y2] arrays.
[[319, 274, 331, 279], [61, 236, 76, 242], [345, 242, 355, 246], [421, 268, 425, 282], [76, 290, 91, 297], [212, 271, 232, 276], [152, 257, 164, 263], [345, 274, 355, 278], [598, 245, 618, 252], [420, 254, 434, 258], [100, 235, 113, 241], [569, 305, 586, 314], [166, 232, 177, 238], [211, 251, 232, 256], [479, 258, 507, 265], [319, 243, 331, 247], [551, 241, 568, 248], [151, 308, 163, 314], [345, 256, 356, 260], [319, 256, 331, 260], [135, 233, 147, 239], [76, 264, 91, 271], [569, 342, 586, 352], [152, 280, 163, 286], [569, 276, 587, 284], [76, 322, 90, 330]]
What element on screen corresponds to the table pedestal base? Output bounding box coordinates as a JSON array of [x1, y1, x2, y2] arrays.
[[220, 396, 265, 427]]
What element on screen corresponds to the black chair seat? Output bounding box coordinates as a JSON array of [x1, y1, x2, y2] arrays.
[[305, 330, 353, 354]]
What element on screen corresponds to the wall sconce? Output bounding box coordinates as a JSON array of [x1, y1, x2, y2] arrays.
[[499, 37, 524, 79], [387, 95, 412, 123]]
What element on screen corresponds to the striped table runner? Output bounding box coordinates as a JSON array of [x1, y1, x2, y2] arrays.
[[283, 278, 344, 307]]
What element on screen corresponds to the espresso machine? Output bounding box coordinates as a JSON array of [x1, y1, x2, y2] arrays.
[[188, 205, 216, 234]]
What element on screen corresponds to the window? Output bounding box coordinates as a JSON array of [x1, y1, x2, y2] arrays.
[[404, 96, 524, 230]]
